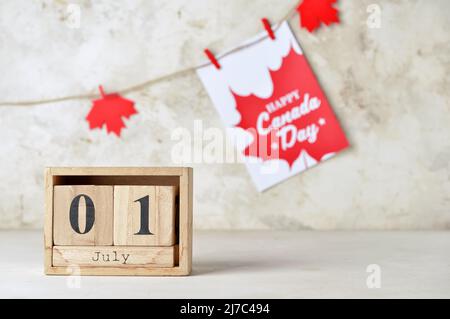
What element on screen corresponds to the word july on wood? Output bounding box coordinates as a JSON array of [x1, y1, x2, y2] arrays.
[[91, 251, 130, 264]]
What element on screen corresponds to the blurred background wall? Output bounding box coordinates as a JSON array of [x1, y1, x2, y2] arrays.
[[0, 0, 449, 230]]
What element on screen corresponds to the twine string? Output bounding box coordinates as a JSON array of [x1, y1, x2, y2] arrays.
[[0, 4, 299, 107]]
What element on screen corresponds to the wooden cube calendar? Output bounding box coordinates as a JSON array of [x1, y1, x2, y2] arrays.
[[44, 167, 193, 276]]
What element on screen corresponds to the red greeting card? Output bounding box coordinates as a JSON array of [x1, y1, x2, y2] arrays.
[[197, 22, 348, 191]]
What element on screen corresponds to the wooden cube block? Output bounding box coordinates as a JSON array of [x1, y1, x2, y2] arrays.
[[113, 185, 176, 246], [54, 185, 113, 246]]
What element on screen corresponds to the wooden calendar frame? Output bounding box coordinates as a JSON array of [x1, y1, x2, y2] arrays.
[[44, 167, 193, 276]]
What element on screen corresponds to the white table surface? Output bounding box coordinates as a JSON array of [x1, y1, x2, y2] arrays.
[[0, 230, 449, 298]]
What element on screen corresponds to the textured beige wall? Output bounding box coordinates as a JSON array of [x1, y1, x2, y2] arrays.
[[0, 0, 449, 229]]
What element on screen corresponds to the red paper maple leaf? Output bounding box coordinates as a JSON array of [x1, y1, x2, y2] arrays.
[[232, 46, 348, 167], [297, 0, 340, 32], [86, 86, 137, 136]]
